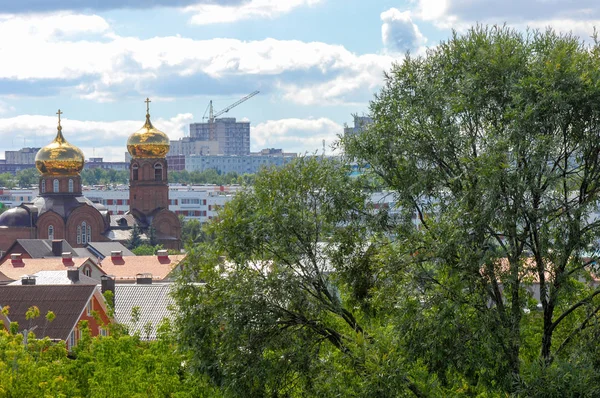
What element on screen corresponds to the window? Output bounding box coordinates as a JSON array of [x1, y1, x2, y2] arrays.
[[81, 221, 87, 244], [86, 299, 93, 316], [88, 225, 91, 242], [48, 225, 54, 240], [83, 266, 91, 277], [53, 179, 59, 192], [154, 163, 163, 181], [132, 163, 139, 180], [68, 179, 74, 193], [41, 179, 46, 193], [99, 327, 108, 337], [77, 226, 81, 244], [69, 330, 76, 348]]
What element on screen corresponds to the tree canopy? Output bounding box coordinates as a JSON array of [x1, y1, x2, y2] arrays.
[[343, 25, 600, 394], [176, 26, 600, 396]]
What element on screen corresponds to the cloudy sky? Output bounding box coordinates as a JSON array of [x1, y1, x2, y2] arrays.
[[0, 0, 598, 161]]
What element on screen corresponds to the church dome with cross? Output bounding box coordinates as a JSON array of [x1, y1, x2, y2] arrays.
[[127, 98, 170, 159], [35, 110, 85, 176]]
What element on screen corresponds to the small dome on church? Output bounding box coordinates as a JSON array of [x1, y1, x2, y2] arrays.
[[0, 207, 32, 227], [127, 98, 170, 159], [35, 110, 85, 176]]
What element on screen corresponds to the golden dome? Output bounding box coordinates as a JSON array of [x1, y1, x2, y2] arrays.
[[127, 98, 170, 158], [35, 110, 85, 176]]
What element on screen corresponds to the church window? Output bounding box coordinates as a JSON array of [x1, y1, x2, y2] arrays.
[[77, 226, 81, 244], [68, 179, 74, 193], [88, 225, 92, 242], [132, 163, 139, 180], [154, 163, 163, 181], [48, 225, 54, 240], [41, 180, 46, 193], [53, 179, 59, 192], [81, 221, 87, 244]]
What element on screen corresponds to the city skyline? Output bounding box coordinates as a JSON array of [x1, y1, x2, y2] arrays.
[[0, 0, 598, 161]]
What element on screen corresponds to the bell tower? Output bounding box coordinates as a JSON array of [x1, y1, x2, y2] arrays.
[[127, 98, 170, 217]]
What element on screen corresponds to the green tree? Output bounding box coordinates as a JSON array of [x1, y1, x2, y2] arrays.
[[15, 168, 38, 188], [343, 26, 600, 393], [126, 224, 143, 250], [175, 157, 431, 397]]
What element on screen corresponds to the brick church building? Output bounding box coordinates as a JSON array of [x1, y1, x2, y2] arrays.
[[0, 103, 181, 251]]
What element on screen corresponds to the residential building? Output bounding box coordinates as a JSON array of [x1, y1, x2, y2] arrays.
[[344, 116, 373, 136], [185, 153, 296, 175], [85, 157, 129, 171], [0, 253, 105, 283], [0, 239, 76, 263], [5, 147, 40, 164], [188, 117, 250, 155], [0, 284, 112, 349]]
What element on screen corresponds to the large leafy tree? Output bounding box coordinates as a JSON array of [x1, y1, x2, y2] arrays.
[[175, 157, 432, 396], [344, 26, 600, 392]]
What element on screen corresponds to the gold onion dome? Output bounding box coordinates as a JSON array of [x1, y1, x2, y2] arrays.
[[127, 98, 170, 158], [35, 110, 85, 176]]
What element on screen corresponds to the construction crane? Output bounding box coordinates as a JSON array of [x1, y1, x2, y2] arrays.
[[203, 90, 259, 140]]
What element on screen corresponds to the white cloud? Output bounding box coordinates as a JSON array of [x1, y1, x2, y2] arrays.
[[380, 8, 426, 53], [0, 113, 193, 161], [252, 117, 343, 154], [413, 0, 600, 38], [186, 0, 322, 25], [0, 13, 393, 105], [280, 53, 393, 106], [0, 101, 15, 115]]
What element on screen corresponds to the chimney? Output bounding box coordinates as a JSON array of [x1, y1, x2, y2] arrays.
[[101, 274, 115, 295], [52, 239, 62, 256], [21, 275, 36, 285], [67, 267, 79, 283], [62, 252, 73, 266], [136, 273, 153, 285], [11, 253, 23, 266], [111, 250, 122, 261], [157, 249, 168, 260]]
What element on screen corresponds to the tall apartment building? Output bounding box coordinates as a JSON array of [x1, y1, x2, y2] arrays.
[[189, 117, 250, 155], [344, 116, 373, 136], [168, 137, 219, 157], [5, 147, 40, 164]]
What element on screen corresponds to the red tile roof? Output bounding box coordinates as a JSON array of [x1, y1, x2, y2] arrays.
[[97, 254, 186, 282], [0, 257, 102, 282]]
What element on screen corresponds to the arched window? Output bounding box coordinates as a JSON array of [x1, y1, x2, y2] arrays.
[[77, 225, 81, 244], [41, 179, 46, 193], [154, 163, 162, 181], [83, 266, 91, 277], [81, 221, 87, 244], [132, 163, 139, 181], [88, 224, 92, 242], [68, 179, 74, 193], [53, 179, 59, 192], [48, 225, 54, 240]]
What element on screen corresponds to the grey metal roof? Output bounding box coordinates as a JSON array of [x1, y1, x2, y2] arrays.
[[114, 283, 176, 340], [0, 285, 96, 340], [13, 239, 76, 259], [7, 270, 99, 286], [85, 242, 134, 258]]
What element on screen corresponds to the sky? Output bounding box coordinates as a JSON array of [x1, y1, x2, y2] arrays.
[[0, 0, 599, 161]]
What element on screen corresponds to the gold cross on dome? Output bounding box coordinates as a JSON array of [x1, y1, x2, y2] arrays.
[[145, 98, 151, 114], [56, 109, 63, 128]]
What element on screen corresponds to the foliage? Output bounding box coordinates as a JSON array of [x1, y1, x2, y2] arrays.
[[175, 156, 437, 396], [131, 243, 162, 256], [342, 25, 600, 393], [0, 172, 14, 188], [169, 169, 255, 186], [126, 224, 144, 250], [81, 168, 129, 186], [0, 309, 215, 397], [15, 168, 38, 188], [180, 218, 209, 245]]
